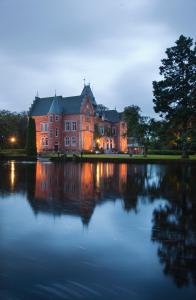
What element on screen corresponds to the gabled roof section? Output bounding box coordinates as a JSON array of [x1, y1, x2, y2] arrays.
[[49, 95, 63, 114], [103, 110, 121, 123], [29, 97, 54, 116], [29, 95, 84, 116], [62, 96, 83, 114], [81, 84, 96, 106]]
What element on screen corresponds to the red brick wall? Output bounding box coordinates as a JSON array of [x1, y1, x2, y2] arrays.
[[32, 98, 127, 153], [80, 97, 94, 151]]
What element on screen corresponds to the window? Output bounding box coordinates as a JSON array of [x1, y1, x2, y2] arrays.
[[71, 136, 76, 146], [99, 126, 104, 135], [65, 136, 70, 146], [65, 121, 71, 131], [55, 115, 59, 121], [41, 137, 48, 146], [86, 125, 89, 131], [72, 121, 77, 131], [86, 108, 90, 121], [41, 123, 48, 132], [50, 129, 53, 138], [112, 127, 116, 136], [49, 115, 53, 122], [55, 128, 58, 137]]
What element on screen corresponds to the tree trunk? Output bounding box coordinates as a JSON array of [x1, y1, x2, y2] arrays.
[[181, 140, 189, 159], [143, 145, 148, 157]]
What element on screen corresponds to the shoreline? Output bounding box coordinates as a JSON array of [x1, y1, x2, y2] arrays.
[[1, 155, 196, 164]]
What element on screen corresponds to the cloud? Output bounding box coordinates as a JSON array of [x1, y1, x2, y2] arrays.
[[0, 0, 195, 115]]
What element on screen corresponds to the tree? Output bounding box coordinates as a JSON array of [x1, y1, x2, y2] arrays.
[[26, 117, 37, 156], [153, 35, 196, 158], [124, 105, 151, 156], [0, 110, 28, 149], [124, 105, 141, 137]]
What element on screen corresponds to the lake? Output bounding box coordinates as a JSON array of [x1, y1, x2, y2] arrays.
[[0, 161, 196, 300]]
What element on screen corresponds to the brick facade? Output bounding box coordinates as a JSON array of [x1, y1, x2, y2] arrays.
[[29, 85, 127, 153]]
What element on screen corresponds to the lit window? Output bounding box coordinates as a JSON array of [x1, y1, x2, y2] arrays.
[[65, 121, 71, 131], [71, 136, 76, 146], [72, 121, 77, 131], [65, 136, 70, 146]]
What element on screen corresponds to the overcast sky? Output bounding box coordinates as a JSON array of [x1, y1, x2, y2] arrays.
[[0, 0, 195, 116]]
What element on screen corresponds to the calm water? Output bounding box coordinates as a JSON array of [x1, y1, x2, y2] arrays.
[[0, 161, 196, 300]]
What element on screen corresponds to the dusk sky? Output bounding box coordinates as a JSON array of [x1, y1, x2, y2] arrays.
[[0, 0, 195, 116]]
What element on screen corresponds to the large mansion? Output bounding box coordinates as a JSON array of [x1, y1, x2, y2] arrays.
[[29, 85, 127, 153]]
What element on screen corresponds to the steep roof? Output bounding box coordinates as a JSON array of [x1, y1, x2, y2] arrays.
[[103, 110, 121, 123], [81, 84, 96, 106], [29, 95, 83, 116], [49, 96, 63, 114], [29, 85, 97, 117]]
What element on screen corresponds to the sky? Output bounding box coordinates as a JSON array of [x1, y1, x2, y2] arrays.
[[0, 0, 195, 117]]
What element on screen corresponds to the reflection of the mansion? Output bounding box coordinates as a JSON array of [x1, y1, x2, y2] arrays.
[[32, 162, 127, 225]]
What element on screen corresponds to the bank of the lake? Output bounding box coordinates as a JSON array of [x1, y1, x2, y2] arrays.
[[1, 149, 196, 163]]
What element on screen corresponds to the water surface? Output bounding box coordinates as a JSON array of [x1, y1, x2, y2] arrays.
[[0, 161, 196, 300]]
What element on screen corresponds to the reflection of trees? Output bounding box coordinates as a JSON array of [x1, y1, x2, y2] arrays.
[[1, 160, 196, 288], [122, 164, 147, 212], [151, 165, 196, 287]]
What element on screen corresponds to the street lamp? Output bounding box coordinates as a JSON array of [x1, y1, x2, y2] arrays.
[[10, 137, 16, 143]]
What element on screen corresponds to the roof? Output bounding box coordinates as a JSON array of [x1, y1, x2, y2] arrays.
[[49, 96, 63, 114], [29, 85, 97, 117], [29, 95, 84, 116], [103, 110, 121, 123], [81, 84, 96, 106]]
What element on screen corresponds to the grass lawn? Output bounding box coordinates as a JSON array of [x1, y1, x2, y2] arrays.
[[82, 154, 196, 160], [1, 149, 196, 160], [0, 148, 27, 157]]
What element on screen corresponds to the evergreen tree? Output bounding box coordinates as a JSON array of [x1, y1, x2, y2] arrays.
[[153, 35, 196, 158], [26, 117, 37, 156]]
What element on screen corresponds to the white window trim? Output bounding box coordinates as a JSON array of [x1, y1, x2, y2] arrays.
[[72, 121, 77, 131], [71, 136, 77, 146], [65, 121, 71, 131], [64, 136, 70, 146], [41, 123, 48, 132]]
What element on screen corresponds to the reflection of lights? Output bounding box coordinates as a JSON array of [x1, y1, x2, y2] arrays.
[[10, 161, 15, 189], [96, 163, 100, 189], [96, 139, 100, 144]]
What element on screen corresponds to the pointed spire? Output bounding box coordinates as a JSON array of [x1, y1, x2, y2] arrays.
[[36, 90, 39, 98], [83, 78, 86, 87]]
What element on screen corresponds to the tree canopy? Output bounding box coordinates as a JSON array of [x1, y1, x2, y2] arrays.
[[0, 110, 28, 149], [26, 117, 37, 156], [153, 35, 196, 157]]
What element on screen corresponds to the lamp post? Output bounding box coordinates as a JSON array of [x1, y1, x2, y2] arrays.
[[9, 136, 16, 148]]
